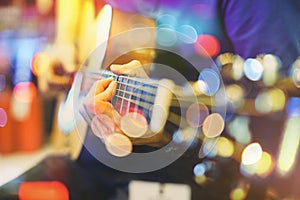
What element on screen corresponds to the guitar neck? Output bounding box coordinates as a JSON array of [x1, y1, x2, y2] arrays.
[[82, 69, 278, 127]]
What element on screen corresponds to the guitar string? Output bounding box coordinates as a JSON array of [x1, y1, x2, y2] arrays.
[[95, 70, 157, 91], [91, 71, 190, 126], [115, 88, 156, 102], [114, 79, 210, 102], [89, 70, 212, 108], [120, 77, 126, 113], [89, 70, 202, 101], [114, 94, 186, 127], [126, 78, 133, 113], [114, 87, 211, 107], [99, 76, 210, 103], [114, 85, 156, 115], [114, 80, 157, 95]]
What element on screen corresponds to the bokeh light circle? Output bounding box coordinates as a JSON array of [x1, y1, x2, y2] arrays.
[[186, 102, 209, 128], [241, 142, 263, 165], [177, 25, 198, 44], [193, 163, 206, 176], [105, 133, 133, 157], [244, 58, 263, 81], [156, 27, 178, 47], [202, 113, 225, 138], [198, 68, 221, 96], [194, 34, 220, 57]]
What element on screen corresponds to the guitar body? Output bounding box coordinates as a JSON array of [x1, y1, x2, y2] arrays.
[[50, 5, 157, 160], [50, 3, 226, 173]]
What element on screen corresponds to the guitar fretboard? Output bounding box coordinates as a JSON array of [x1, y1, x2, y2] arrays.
[[84, 69, 159, 123]]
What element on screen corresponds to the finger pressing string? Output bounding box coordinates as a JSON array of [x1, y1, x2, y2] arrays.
[[94, 79, 117, 101], [94, 77, 115, 94]]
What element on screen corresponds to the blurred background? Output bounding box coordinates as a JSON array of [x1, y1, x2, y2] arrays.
[[0, 0, 300, 200]]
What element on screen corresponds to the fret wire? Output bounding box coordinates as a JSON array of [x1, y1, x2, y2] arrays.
[[126, 78, 132, 113], [115, 89, 155, 106], [144, 82, 155, 115], [119, 76, 158, 89], [114, 94, 152, 111], [115, 81, 157, 96], [128, 79, 139, 113], [112, 78, 123, 105], [95, 69, 157, 90], [84, 69, 158, 95], [115, 87, 156, 99], [119, 77, 126, 113], [134, 82, 142, 114]]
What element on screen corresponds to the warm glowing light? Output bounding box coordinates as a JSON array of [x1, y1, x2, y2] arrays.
[[198, 68, 220, 96], [217, 52, 234, 66], [0, 108, 7, 127], [186, 103, 209, 127], [13, 82, 37, 103], [256, 151, 274, 177], [241, 143, 263, 165], [120, 112, 148, 138], [277, 117, 300, 176], [230, 188, 247, 200], [19, 181, 69, 200], [226, 84, 244, 108], [177, 25, 198, 44], [217, 53, 245, 82], [30, 52, 50, 76], [293, 69, 300, 88], [56, 0, 80, 44], [292, 58, 300, 88], [227, 116, 251, 144], [194, 80, 208, 95], [269, 88, 286, 111], [255, 91, 272, 113], [244, 58, 263, 81], [91, 114, 115, 139], [78, 0, 96, 63], [36, 0, 53, 15], [194, 34, 220, 57], [194, 175, 207, 185], [216, 137, 234, 158], [202, 113, 225, 138], [156, 28, 178, 47], [232, 55, 245, 80], [105, 133, 132, 157], [255, 88, 286, 113], [262, 54, 281, 86]]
